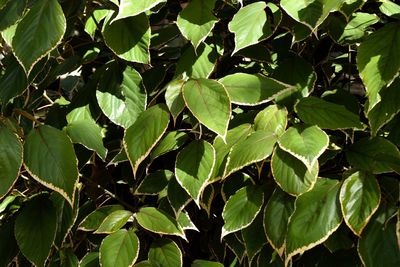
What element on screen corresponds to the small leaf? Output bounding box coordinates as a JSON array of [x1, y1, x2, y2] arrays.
[[151, 131, 189, 160], [221, 185, 264, 239], [114, 0, 167, 21], [175, 140, 215, 206], [95, 210, 133, 234], [136, 170, 173, 195], [99, 229, 140, 267], [177, 212, 198, 231], [164, 79, 185, 122], [219, 73, 291, 106], [254, 105, 288, 135], [148, 238, 183, 267], [340, 171, 380, 236], [24, 125, 79, 206], [78, 205, 124, 231], [15, 196, 57, 267], [182, 78, 231, 139], [124, 104, 170, 177], [177, 0, 217, 49]]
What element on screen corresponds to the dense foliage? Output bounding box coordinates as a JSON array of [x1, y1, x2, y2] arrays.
[[0, 0, 399, 266]]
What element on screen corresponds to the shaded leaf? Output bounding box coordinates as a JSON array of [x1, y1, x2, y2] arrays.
[[136, 170, 173, 195], [151, 131, 189, 160], [78, 205, 124, 231], [148, 238, 182, 267], [95, 210, 133, 234]]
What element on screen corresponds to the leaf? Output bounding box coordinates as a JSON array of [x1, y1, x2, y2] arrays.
[[24, 125, 79, 206], [164, 79, 185, 122], [150, 131, 189, 160], [192, 260, 223, 267], [84, 9, 109, 38], [285, 179, 342, 264], [278, 125, 329, 171], [175, 140, 215, 206], [357, 22, 400, 111], [65, 105, 107, 160], [0, 57, 28, 106], [380, 0, 400, 20], [97, 63, 147, 129], [271, 146, 319, 196], [124, 104, 170, 177], [339, 171, 380, 236], [224, 130, 277, 178], [176, 0, 217, 49], [114, 0, 167, 21], [182, 78, 231, 139], [135, 170, 173, 195], [167, 177, 191, 214], [0, 220, 19, 267], [11, 0, 66, 74], [78, 205, 124, 231], [228, 2, 271, 54], [95, 210, 133, 234], [134, 207, 185, 239], [221, 185, 264, 239], [177, 212, 198, 231], [79, 252, 99, 267], [0, 126, 22, 198], [281, 0, 343, 30], [254, 105, 288, 135], [263, 189, 295, 255], [241, 213, 268, 263], [295, 96, 363, 129], [148, 238, 183, 267], [0, 0, 26, 32], [15, 195, 57, 267], [99, 229, 140, 267], [219, 73, 291, 106], [224, 234, 246, 263], [102, 12, 150, 64], [346, 137, 400, 174]]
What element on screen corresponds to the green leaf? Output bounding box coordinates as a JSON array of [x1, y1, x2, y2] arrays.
[[224, 130, 277, 178], [177, 211, 198, 231], [79, 252, 99, 267], [219, 73, 291, 106], [221, 185, 264, 239], [357, 22, 400, 111], [135, 207, 185, 239], [151, 131, 189, 160], [95, 210, 133, 234], [0, 0, 26, 32], [228, 2, 271, 54], [192, 260, 224, 267], [340, 0, 366, 18], [241, 213, 268, 263], [84, 9, 109, 38], [148, 238, 182, 267], [0, 57, 28, 106], [167, 177, 191, 214], [278, 125, 329, 171], [285, 179, 342, 264], [176, 0, 217, 49], [15, 196, 57, 267], [99, 229, 140, 267], [380, 0, 400, 20], [182, 78, 231, 139], [281, 0, 343, 30], [295, 96, 363, 129], [97, 63, 147, 129], [0, 126, 22, 198], [78, 205, 124, 231], [254, 105, 287, 135], [11, 0, 66, 74], [175, 140, 215, 206], [65, 105, 107, 160], [124, 104, 170, 177], [0, 220, 19, 267], [24, 125, 79, 206], [114, 0, 167, 21], [263, 189, 295, 255], [164, 79, 185, 122], [224, 234, 246, 263], [271, 146, 319, 196], [339, 171, 380, 236], [346, 137, 400, 174], [135, 170, 173, 195], [102, 12, 150, 64]]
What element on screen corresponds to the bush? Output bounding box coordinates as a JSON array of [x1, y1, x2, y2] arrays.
[[0, 0, 399, 266]]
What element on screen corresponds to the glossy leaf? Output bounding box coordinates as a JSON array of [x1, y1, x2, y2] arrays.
[[124, 104, 170, 177], [114, 0, 167, 21], [24, 125, 79, 206], [95, 210, 133, 234], [148, 238, 182, 267], [135, 170, 173, 195], [0, 0, 26, 32], [79, 252, 99, 267], [254, 105, 287, 135], [164, 79, 185, 122], [78, 205, 124, 231], [99, 229, 140, 267], [151, 131, 189, 160]]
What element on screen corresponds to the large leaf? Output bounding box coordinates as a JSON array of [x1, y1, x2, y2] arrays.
[[134, 207, 185, 239], [78, 205, 124, 231], [278, 125, 329, 171], [357, 22, 400, 111], [177, 0, 217, 49], [24, 125, 79, 206], [224, 130, 277, 178], [221, 185, 264, 239], [10, 0, 66, 74], [15, 196, 57, 267], [285, 179, 342, 264], [114, 0, 167, 21], [339, 171, 380, 236], [182, 78, 231, 139], [219, 73, 291, 106], [95, 210, 133, 234], [124, 104, 170, 177], [272, 146, 319, 196], [97, 63, 147, 129], [0, 0, 27, 32], [175, 140, 215, 206], [102, 12, 150, 64], [295, 96, 363, 129], [148, 239, 182, 267], [0, 126, 22, 198], [346, 137, 400, 174], [99, 229, 140, 267], [254, 105, 287, 135]]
